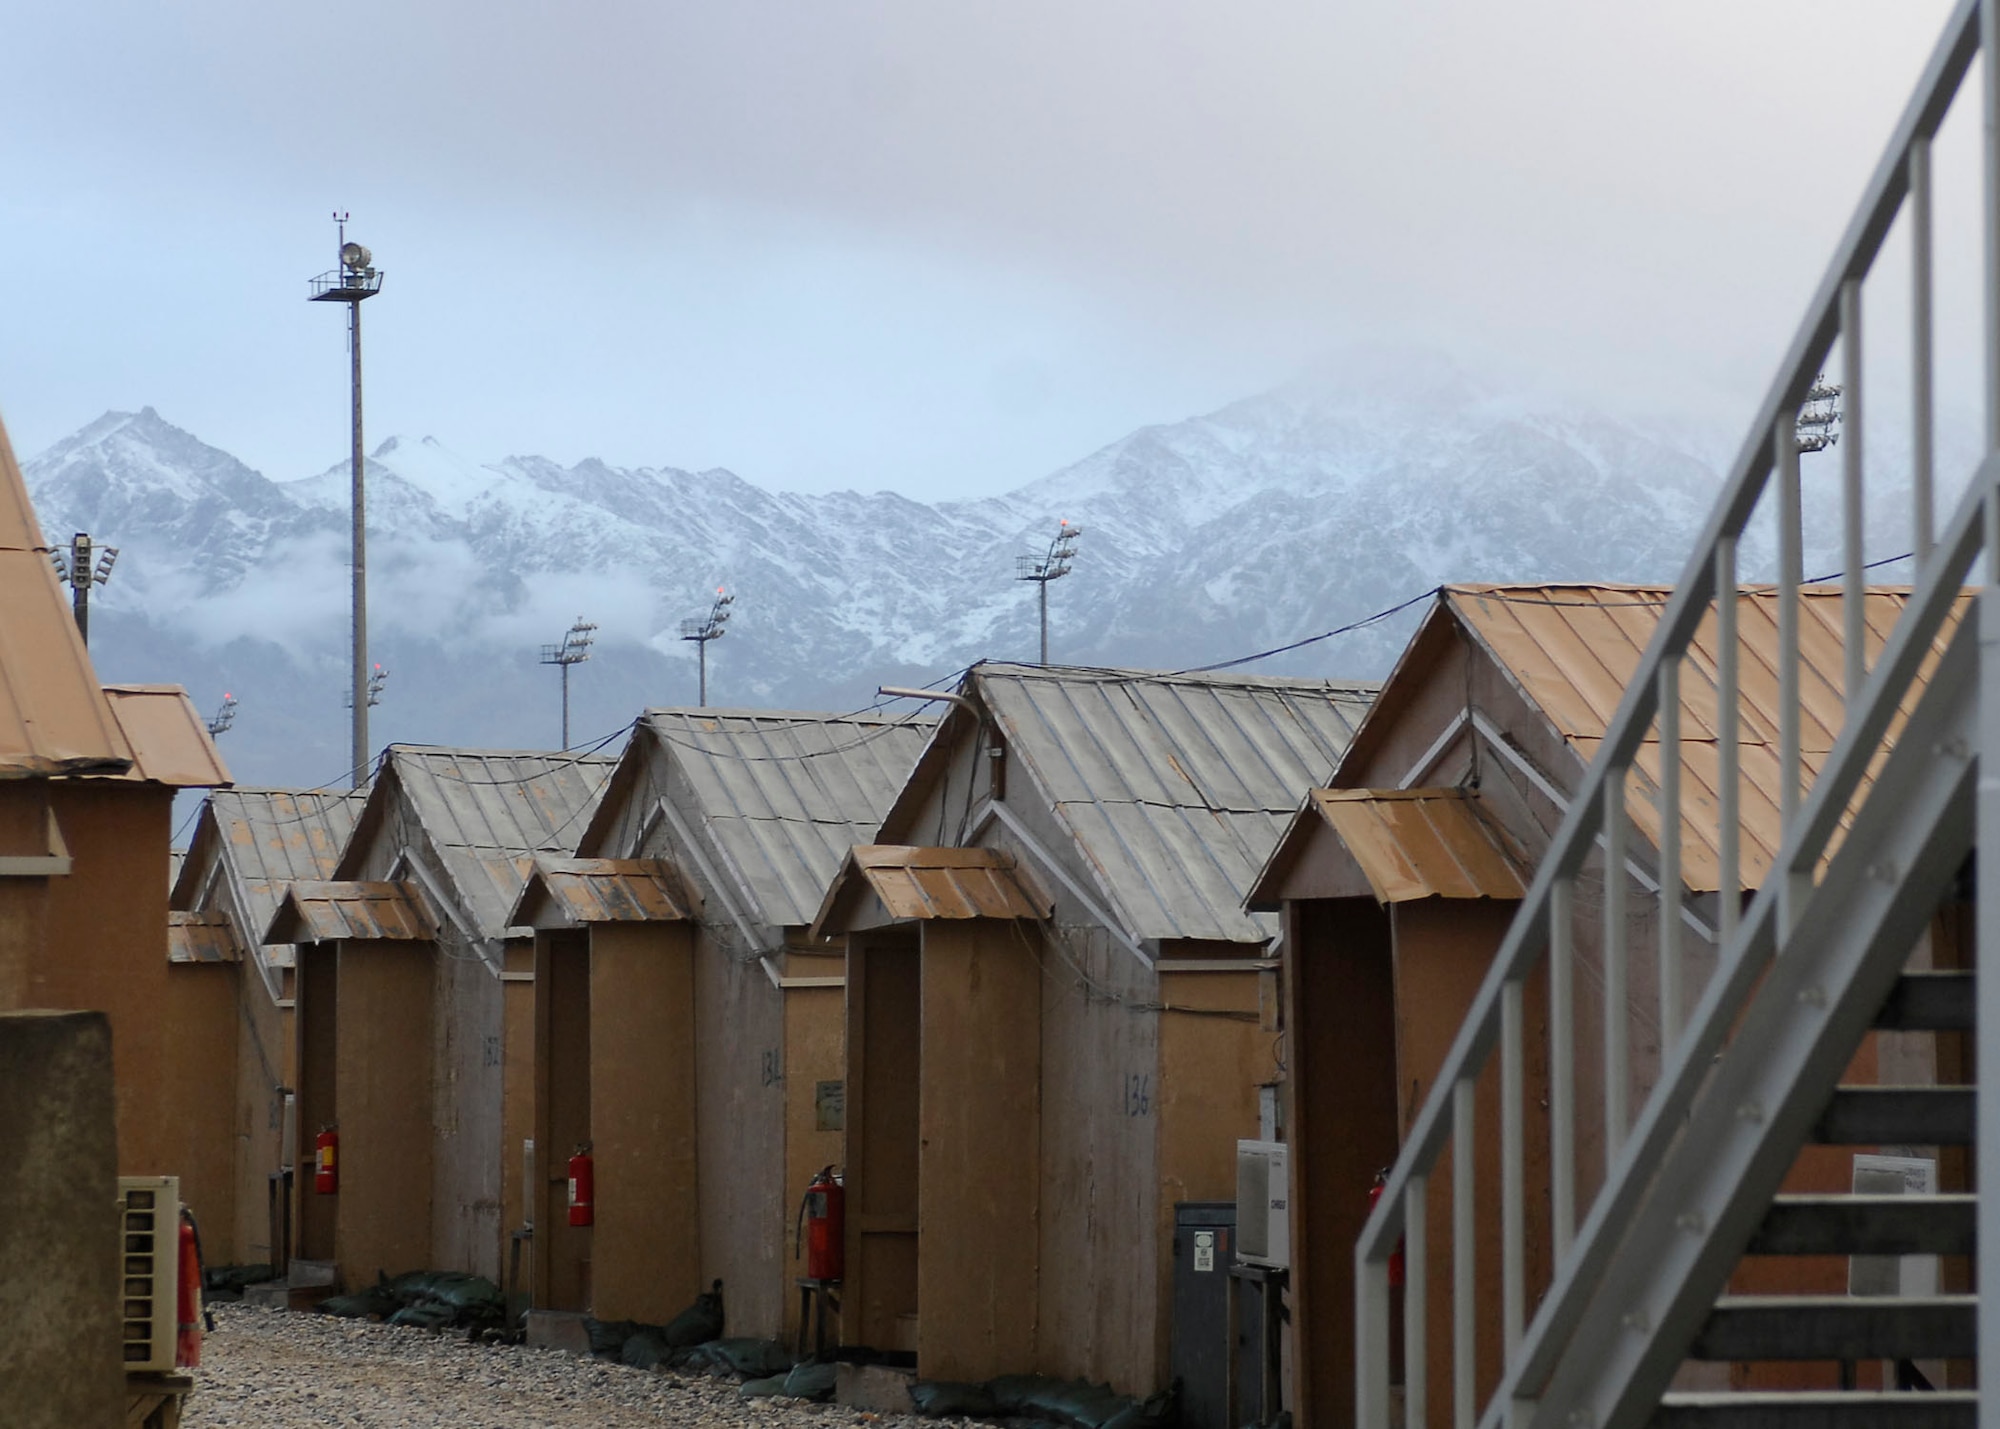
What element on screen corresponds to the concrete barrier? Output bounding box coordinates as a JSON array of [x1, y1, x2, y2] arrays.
[[0, 1010, 121, 1427]]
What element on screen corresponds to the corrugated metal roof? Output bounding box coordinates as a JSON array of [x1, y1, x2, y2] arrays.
[[341, 747, 620, 940], [0, 419, 131, 779], [813, 845, 1052, 936], [1310, 788, 1527, 904], [263, 880, 438, 945], [628, 709, 936, 931], [510, 857, 691, 927], [176, 787, 368, 964], [99, 686, 232, 787], [972, 663, 1377, 944], [168, 910, 241, 964], [1445, 583, 1971, 892]]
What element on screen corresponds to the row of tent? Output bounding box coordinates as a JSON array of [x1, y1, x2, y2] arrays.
[[1, 432, 1963, 1422], [166, 585, 1968, 1424]]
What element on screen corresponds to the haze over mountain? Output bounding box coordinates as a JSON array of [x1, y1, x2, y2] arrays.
[[24, 351, 1757, 791]]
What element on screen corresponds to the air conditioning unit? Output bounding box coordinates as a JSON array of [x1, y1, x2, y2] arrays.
[[119, 1176, 180, 1372], [1235, 1140, 1290, 1270]]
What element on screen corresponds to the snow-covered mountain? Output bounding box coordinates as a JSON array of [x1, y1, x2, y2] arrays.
[[25, 351, 1736, 788]]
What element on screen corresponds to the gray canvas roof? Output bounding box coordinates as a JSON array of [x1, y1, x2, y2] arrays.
[[634, 708, 935, 930], [969, 663, 1376, 944], [175, 786, 368, 944], [341, 747, 619, 941]]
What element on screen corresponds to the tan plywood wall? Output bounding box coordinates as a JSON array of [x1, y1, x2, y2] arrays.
[[295, 945, 338, 1262], [533, 931, 592, 1310], [591, 920, 700, 1323], [692, 928, 785, 1336], [1284, 896, 1399, 1429], [1033, 924, 1161, 1394], [431, 939, 507, 1280], [844, 933, 921, 1351], [335, 940, 435, 1285], [500, 951, 534, 1273], [160, 961, 238, 1263], [781, 956, 846, 1343], [1154, 962, 1270, 1377], [229, 973, 291, 1266], [916, 918, 1041, 1382]]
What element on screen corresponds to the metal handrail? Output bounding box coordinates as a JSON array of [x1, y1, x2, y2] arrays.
[[308, 268, 383, 300], [1353, 1, 1995, 1425]]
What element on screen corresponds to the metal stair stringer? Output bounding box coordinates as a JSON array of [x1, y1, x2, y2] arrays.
[[1511, 591, 1979, 1429]]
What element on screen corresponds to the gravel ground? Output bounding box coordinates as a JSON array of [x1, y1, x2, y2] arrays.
[[184, 1303, 929, 1429]]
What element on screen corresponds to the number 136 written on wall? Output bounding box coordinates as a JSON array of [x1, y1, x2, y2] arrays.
[[1125, 1074, 1151, 1117]]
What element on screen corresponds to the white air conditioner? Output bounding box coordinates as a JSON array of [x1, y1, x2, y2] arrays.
[[119, 1176, 180, 1372], [1235, 1139, 1290, 1270]]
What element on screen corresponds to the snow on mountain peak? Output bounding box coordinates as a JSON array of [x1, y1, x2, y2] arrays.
[[21, 359, 1746, 785]]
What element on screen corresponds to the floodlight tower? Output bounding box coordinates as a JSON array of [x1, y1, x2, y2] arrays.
[[1015, 519, 1082, 666], [539, 617, 598, 747], [679, 588, 734, 707], [309, 213, 384, 786], [48, 532, 118, 645], [1795, 374, 1843, 453], [206, 694, 239, 738]]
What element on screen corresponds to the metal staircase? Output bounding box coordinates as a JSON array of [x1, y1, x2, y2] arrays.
[[1353, 2, 2000, 1426]]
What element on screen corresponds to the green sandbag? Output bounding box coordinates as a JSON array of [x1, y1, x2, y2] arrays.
[[430, 1274, 502, 1310], [1018, 1378, 1126, 1429], [910, 1380, 1001, 1418], [988, 1374, 1058, 1415], [695, 1336, 796, 1378], [662, 1279, 726, 1347], [738, 1374, 790, 1400], [387, 1302, 457, 1330], [588, 1318, 641, 1357], [319, 1286, 400, 1319], [782, 1362, 838, 1401], [622, 1328, 672, 1369], [1102, 1381, 1179, 1429]]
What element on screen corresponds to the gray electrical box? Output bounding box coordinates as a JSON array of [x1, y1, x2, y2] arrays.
[[1172, 1202, 1265, 1429]]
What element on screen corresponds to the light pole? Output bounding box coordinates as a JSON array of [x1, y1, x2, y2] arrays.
[[206, 694, 239, 738], [680, 588, 734, 707], [540, 617, 598, 748], [1015, 519, 1082, 665], [49, 532, 117, 645], [309, 214, 384, 786], [1795, 375, 1842, 453]]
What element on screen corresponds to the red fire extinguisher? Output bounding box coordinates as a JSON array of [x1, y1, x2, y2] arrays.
[[175, 1212, 204, 1368], [795, 1166, 845, 1282], [568, 1144, 594, 1228], [314, 1126, 338, 1195]]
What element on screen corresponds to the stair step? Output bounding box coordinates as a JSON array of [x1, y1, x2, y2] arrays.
[[287, 1258, 338, 1289], [1653, 1391, 1976, 1429], [1748, 1194, 1976, 1257], [1873, 971, 1974, 1031], [1688, 1295, 1975, 1362], [1811, 1088, 1973, 1145]]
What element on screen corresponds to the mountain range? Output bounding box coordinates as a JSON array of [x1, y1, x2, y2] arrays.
[[23, 350, 1749, 790]]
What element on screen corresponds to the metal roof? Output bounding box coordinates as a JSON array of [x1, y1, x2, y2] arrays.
[[961, 663, 1377, 945], [1444, 583, 1971, 892], [340, 746, 619, 940], [263, 880, 438, 944], [510, 857, 692, 928], [0, 419, 131, 779], [167, 910, 241, 964], [1305, 788, 1525, 904], [811, 845, 1053, 936], [174, 787, 368, 961], [98, 686, 232, 787], [616, 709, 935, 931]]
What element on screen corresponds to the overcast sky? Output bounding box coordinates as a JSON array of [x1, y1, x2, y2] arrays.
[[0, 1, 1966, 497]]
